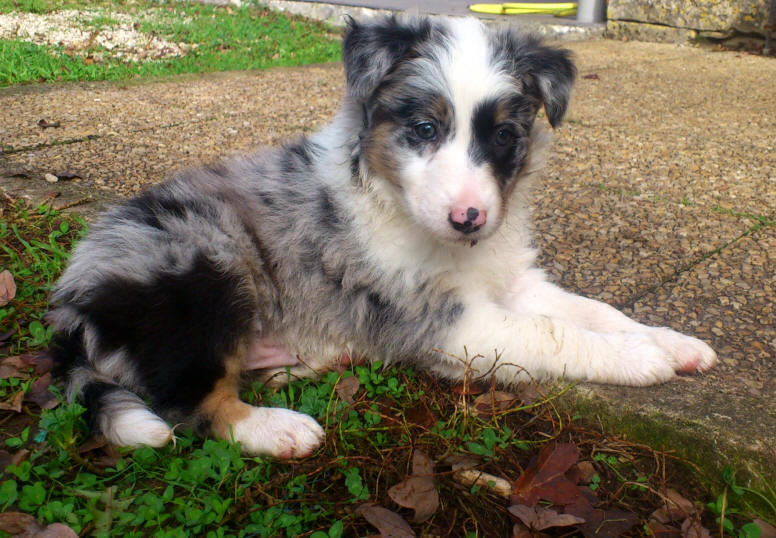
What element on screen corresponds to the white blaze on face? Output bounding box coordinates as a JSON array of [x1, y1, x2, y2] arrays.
[[400, 18, 515, 243]]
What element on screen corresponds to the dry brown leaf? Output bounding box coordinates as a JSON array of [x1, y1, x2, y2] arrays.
[[574, 461, 597, 485], [473, 390, 519, 417], [451, 381, 487, 396], [335, 375, 360, 404], [511, 442, 581, 506], [0, 270, 16, 306], [356, 503, 416, 538], [0, 390, 24, 413], [0, 355, 31, 380], [681, 516, 711, 538], [25, 372, 59, 409], [509, 504, 585, 531], [651, 488, 697, 523], [37, 523, 79, 537], [0, 512, 42, 534], [754, 519, 776, 538], [0, 511, 77, 537], [647, 519, 682, 537], [388, 450, 438, 523]]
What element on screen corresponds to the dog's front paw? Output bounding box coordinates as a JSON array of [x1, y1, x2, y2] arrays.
[[230, 407, 325, 458], [601, 332, 678, 386], [649, 327, 717, 374]]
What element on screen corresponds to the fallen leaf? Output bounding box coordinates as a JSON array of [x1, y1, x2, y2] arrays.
[[388, 450, 438, 523], [513, 382, 542, 405], [0, 270, 16, 306], [451, 381, 487, 396], [681, 516, 711, 538], [25, 373, 59, 409], [509, 504, 585, 531], [79, 437, 121, 468], [37, 119, 61, 129], [0, 512, 41, 534], [0, 511, 77, 537], [27, 350, 55, 375], [0, 329, 16, 344], [356, 503, 415, 537], [335, 376, 360, 404], [580, 508, 638, 538], [403, 400, 437, 429], [473, 390, 520, 417], [511, 442, 581, 506], [647, 520, 682, 537], [0, 355, 32, 379], [754, 519, 776, 538], [651, 488, 697, 523], [0, 390, 24, 412], [11, 449, 30, 466], [573, 461, 597, 485], [37, 523, 79, 537]]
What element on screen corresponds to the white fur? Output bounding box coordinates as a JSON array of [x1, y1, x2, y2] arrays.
[[101, 407, 173, 448], [228, 407, 325, 458]]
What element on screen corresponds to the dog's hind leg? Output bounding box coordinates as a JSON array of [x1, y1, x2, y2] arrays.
[[198, 351, 324, 458]]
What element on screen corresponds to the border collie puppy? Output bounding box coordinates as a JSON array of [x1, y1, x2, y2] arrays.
[[49, 16, 717, 458]]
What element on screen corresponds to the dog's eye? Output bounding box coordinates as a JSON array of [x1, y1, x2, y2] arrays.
[[414, 122, 437, 140], [493, 127, 516, 146]]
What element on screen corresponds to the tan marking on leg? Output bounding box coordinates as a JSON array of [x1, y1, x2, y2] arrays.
[[197, 347, 251, 440]]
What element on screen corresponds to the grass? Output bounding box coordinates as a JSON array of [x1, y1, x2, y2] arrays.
[[0, 0, 342, 86], [1, 197, 775, 536]]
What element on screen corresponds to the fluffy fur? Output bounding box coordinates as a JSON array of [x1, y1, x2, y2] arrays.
[[49, 16, 716, 457]]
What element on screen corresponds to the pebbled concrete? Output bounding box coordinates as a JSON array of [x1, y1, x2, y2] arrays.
[[1, 31, 775, 483]]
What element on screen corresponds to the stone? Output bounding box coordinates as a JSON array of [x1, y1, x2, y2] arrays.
[[608, 0, 772, 37]]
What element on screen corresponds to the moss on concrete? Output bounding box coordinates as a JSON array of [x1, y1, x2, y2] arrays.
[[563, 389, 776, 499]]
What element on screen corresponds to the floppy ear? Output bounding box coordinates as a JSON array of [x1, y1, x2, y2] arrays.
[[524, 44, 576, 127], [496, 32, 577, 127], [341, 16, 433, 100]]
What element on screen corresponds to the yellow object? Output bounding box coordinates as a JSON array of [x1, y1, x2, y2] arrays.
[[468, 2, 577, 17]]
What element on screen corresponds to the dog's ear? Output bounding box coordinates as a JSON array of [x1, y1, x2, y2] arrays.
[[342, 16, 433, 100], [497, 32, 577, 127]]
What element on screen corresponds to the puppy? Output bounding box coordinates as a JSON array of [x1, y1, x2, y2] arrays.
[[49, 16, 717, 458]]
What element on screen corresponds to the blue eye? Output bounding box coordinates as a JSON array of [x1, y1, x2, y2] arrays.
[[414, 122, 437, 140]]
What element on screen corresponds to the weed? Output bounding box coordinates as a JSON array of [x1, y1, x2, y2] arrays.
[[0, 199, 86, 355]]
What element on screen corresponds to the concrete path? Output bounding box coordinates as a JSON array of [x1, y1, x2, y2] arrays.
[[1, 23, 775, 482]]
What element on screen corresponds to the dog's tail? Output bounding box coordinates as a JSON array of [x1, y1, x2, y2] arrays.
[[50, 326, 173, 448]]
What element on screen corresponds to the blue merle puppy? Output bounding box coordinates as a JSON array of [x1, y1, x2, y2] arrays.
[[49, 16, 717, 458]]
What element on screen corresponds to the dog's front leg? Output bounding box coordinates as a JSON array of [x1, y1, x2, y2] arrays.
[[434, 297, 708, 387], [503, 269, 717, 375]]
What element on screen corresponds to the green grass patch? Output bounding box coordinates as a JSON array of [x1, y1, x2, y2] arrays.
[[0, 198, 86, 354], [0, 0, 342, 86]]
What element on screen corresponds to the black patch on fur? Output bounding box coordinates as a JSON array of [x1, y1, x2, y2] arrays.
[[469, 97, 532, 186], [123, 189, 215, 231], [490, 31, 576, 127], [318, 188, 344, 230], [81, 381, 120, 430], [79, 253, 255, 415], [343, 16, 445, 100], [279, 138, 322, 175], [50, 325, 86, 375]]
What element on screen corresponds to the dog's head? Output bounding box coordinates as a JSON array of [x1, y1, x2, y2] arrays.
[[343, 16, 575, 243]]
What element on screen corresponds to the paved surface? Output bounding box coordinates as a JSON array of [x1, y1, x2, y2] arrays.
[[1, 32, 775, 479]]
